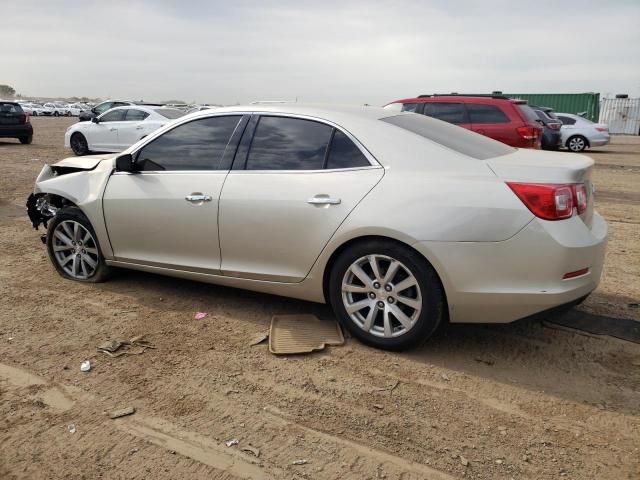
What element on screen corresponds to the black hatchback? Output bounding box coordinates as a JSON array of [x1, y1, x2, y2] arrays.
[[0, 102, 33, 144], [531, 106, 562, 150]]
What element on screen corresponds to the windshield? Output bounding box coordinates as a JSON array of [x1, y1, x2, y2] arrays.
[[155, 108, 185, 119], [381, 113, 514, 160]]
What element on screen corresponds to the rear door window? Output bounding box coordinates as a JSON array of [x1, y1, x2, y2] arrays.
[[467, 104, 509, 124], [423, 103, 468, 124], [245, 116, 332, 170], [124, 109, 150, 121], [100, 109, 126, 122]]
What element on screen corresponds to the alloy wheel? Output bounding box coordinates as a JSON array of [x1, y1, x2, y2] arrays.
[[51, 220, 99, 279], [568, 137, 585, 152], [341, 254, 422, 338]]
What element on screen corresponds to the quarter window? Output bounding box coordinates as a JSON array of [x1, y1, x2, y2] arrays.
[[423, 103, 467, 124], [326, 130, 370, 169], [557, 115, 576, 125], [245, 116, 333, 170], [467, 104, 510, 124], [124, 109, 150, 121], [136, 116, 242, 171], [100, 109, 126, 122]]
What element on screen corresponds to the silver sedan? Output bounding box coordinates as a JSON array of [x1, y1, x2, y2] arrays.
[[27, 104, 607, 350]]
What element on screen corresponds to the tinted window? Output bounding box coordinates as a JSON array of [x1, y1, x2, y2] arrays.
[[100, 109, 126, 122], [516, 104, 540, 123], [136, 116, 241, 171], [156, 108, 185, 119], [245, 116, 332, 170], [326, 130, 370, 169], [401, 103, 418, 113], [125, 109, 149, 121], [467, 104, 509, 124], [0, 103, 22, 114], [557, 115, 576, 125], [423, 103, 467, 124], [381, 113, 514, 160], [94, 102, 113, 114]]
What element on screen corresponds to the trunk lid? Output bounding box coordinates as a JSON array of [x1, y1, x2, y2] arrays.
[[486, 148, 595, 226]]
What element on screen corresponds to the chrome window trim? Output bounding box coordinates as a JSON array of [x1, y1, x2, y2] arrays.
[[126, 110, 381, 171]]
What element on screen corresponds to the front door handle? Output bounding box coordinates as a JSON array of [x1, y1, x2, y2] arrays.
[[136, 126, 143, 130], [307, 195, 341, 206], [185, 193, 212, 203], [109, 128, 117, 132]]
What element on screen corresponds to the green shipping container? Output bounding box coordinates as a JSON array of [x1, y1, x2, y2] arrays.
[[505, 93, 600, 122]]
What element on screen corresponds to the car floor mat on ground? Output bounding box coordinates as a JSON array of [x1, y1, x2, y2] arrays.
[[269, 314, 345, 355], [547, 310, 640, 344]]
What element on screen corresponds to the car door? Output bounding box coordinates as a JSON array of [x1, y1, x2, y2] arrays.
[[557, 115, 576, 142], [421, 102, 472, 131], [466, 103, 513, 144], [117, 108, 151, 149], [91, 109, 126, 150], [102, 115, 246, 272], [218, 115, 384, 283]]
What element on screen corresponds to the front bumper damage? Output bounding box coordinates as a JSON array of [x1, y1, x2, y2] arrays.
[[26, 193, 60, 243]]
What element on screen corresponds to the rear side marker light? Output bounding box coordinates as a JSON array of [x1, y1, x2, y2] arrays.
[[563, 268, 589, 279], [507, 182, 589, 220]]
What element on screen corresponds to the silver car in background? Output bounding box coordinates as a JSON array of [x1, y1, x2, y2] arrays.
[[556, 113, 610, 152], [27, 104, 607, 350]]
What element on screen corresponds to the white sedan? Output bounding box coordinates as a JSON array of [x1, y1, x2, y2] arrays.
[[556, 113, 610, 152], [64, 105, 185, 155]]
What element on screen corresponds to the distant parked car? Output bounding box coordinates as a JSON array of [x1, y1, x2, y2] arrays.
[[65, 105, 185, 155], [78, 100, 164, 122], [556, 113, 610, 152], [65, 104, 87, 116], [18, 103, 35, 115], [44, 103, 70, 116], [0, 101, 33, 144], [31, 104, 54, 116], [384, 94, 543, 149], [531, 106, 562, 151]]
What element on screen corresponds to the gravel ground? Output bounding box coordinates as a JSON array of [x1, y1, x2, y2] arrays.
[[1, 117, 639, 480]]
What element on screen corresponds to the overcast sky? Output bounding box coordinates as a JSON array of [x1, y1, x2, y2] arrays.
[[3, 0, 639, 104]]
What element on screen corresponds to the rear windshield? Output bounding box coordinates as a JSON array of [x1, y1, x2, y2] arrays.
[[155, 108, 185, 119], [516, 104, 540, 123], [0, 102, 23, 114], [543, 110, 559, 120], [381, 113, 514, 160]]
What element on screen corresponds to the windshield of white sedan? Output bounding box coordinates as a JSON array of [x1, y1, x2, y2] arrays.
[[381, 113, 514, 160]]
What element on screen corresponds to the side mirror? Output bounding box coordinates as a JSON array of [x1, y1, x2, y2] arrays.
[[91, 116, 100, 123], [115, 153, 137, 173]]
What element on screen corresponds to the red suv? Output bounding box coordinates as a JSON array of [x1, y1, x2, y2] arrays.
[[384, 94, 543, 149]]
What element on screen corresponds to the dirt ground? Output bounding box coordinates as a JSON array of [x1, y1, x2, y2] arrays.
[[1, 117, 639, 480]]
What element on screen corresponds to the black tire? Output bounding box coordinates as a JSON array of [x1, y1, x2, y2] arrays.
[[566, 135, 588, 152], [46, 207, 111, 283], [328, 239, 445, 351], [70, 132, 89, 156], [19, 135, 33, 145]]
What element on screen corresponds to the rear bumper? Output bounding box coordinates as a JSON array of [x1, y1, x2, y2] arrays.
[[414, 212, 607, 323], [590, 135, 610, 147], [0, 124, 33, 138], [541, 130, 562, 150]]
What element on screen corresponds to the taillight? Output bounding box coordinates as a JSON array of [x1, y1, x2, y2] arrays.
[[516, 126, 538, 140], [548, 123, 561, 130], [24, 112, 30, 124], [507, 182, 588, 220], [595, 127, 608, 132]]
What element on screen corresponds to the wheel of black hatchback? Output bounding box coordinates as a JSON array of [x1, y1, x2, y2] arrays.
[[70, 132, 89, 156], [19, 135, 33, 145], [46, 207, 111, 283], [567, 135, 588, 152], [328, 239, 445, 351]]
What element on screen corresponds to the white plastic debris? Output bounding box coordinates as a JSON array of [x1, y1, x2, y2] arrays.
[[292, 459, 308, 465], [68, 424, 76, 434], [225, 439, 239, 447], [80, 361, 91, 372]]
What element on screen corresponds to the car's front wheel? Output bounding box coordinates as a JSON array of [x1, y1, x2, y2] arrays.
[[46, 207, 111, 283], [70, 132, 89, 155], [328, 239, 444, 351], [567, 135, 588, 152]]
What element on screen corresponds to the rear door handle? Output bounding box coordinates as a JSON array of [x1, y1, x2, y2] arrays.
[[185, 194, 212, 203], [135, 126, 143, 130], [307, 195, 341, 206]]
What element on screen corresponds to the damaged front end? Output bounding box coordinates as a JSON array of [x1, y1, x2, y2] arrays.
[[26, 193, 61, 231]]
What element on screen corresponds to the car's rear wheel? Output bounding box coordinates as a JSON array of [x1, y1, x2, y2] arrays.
[[19, 135, 33, 145], [47, 208, 111, 283], [70, 132, 89, 155], [328, 239, 444, 351], [567, 135, 588, 152]]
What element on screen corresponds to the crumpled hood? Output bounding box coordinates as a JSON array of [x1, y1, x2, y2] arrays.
[[52, 154, 115, 171]]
